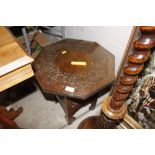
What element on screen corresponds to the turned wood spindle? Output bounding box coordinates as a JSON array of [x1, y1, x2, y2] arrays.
[[99, 26, 155, 128]]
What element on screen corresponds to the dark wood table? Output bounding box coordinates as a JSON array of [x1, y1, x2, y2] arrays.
[[33, 39, 115, 124]]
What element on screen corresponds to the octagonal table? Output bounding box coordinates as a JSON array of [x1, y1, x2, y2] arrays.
[[33, 39, 115, 124]]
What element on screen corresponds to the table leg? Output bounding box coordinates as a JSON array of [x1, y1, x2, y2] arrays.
[[0, 113, 19, 129], [64, 98, 82, 124], [0, 106, 23, 120], [89, 93, 98, 110], [56, 94, 99, 125], [89, 98, 97, 110], [0, 106, 23, 128], [56, 96, 81, 124]]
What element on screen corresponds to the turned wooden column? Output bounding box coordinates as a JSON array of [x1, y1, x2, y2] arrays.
[[78, 26, 155, 129], [98, 26, 155, 128]]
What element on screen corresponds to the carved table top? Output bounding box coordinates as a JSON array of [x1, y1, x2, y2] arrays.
[[33, 39, 115, 100]]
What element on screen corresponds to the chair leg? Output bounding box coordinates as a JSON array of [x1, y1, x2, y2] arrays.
[[0, 113, 19, 129], [0, 106, 23, 129]]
